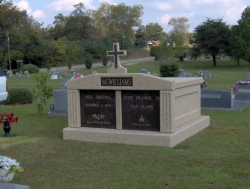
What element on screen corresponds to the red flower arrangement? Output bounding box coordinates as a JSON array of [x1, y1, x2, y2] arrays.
[[0, 113, 18, 126]]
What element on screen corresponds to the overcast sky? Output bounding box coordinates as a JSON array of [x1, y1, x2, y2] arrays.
[[11, 0, 248, 32]]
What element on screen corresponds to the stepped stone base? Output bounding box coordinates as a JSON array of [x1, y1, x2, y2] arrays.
[[63, 116, 210, 148]]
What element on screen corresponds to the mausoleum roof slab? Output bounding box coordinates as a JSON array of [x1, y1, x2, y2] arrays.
[[67, 74, 202, 91]]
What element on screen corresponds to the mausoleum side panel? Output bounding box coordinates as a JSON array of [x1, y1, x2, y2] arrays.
[[173, 85, 201, 127]]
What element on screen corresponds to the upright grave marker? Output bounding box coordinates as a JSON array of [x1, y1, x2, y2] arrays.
[[201, 89, 233, 109], [63, 43, 210, 147]]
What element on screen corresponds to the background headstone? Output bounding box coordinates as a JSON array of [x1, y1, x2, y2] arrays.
[[185, 72, 192, 77], [51, 75, 57, 79], [201, 89, 233, 109], [62, 72, 67, 77], [55, 70, 62, 76], [178, 72, 185, 77], [246, 73, 250, 81], [49, 89, 68, 116], [70, 71, 75, 78], [202, 71, 211, 78], [61, 80, 68, 89], [6, 73, 11, 78], [234, 83, 250, 102]]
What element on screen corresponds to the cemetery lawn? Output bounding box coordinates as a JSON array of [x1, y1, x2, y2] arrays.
[[1, 59, 250, 188]]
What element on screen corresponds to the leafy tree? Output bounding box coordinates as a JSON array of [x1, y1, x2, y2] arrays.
[[66, 41, 80, 69], [134, 25, 147, 48], [190, 18, 231, 66], [234, 6, 250, 70], [108, 3, 144, 44], [145, 23, 165, 41], [168, 17, 190, 44], [229, 25, 244, 66], [49, 37, 67, 67], [90, 2, 110, 43], [168, 17, 190, 61], [0, 1, 23, 30], [32, 72, 53, 114]]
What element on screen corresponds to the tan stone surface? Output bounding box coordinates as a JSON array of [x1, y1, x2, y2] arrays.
[[68, 90, 81, 128], [63, 116, 210, 147], [66, 73, 190, 91], [65, 64, 210, 147]]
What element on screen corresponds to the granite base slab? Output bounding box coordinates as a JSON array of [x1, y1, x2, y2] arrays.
[[63, 116, 210, 148]]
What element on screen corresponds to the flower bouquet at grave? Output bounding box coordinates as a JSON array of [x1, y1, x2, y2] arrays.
[[70, 69, 74, 73], [50, 71, 55, 77], [0, 155, 24, 182], [19, 71, 23, 74], [236, 81, 250, 85], [0, 113, 18, 136], [73, 73, 84, 79]]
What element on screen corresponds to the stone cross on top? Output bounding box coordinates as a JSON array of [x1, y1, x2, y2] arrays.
[[107, 43, 127, 74]]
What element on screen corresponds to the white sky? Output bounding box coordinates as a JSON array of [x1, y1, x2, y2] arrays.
[[12, 0, 248, 32]]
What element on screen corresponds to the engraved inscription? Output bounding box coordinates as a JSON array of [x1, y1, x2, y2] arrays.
[[201, 94, 221, 98], [122, 91, 160, 131], [101, 77, 133, 86], [239, 89, 250, 93], [80, 90, 116, 128]]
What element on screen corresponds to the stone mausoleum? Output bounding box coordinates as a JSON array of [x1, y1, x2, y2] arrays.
[[63, 43, 210, 147]]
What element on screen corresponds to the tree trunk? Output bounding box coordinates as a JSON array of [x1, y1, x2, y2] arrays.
[[237, 60, 240, 66], [249, 62, 250, 71], [212, 55, 217, 66]]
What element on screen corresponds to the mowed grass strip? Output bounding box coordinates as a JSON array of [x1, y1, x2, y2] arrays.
[[1, 59, 250, 188]]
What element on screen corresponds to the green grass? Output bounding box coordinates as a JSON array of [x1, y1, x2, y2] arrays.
[[1, 59, 250, 188]]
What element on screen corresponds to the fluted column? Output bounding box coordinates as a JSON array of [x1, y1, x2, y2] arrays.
[[68, 90, 81, 127], [160, 91, 174, 133]]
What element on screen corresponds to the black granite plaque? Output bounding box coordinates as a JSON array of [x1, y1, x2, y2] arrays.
[[80, 90, 116, 129], [122, 91, 160, 131]]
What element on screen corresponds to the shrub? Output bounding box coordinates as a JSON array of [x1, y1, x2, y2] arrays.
[[149, 46, 159, 57], [6, 88, 33, 105], [20, 64, 39, 73], [149, 46, 166, 61], [85, 54, 93, 69], [12, 69, 19, 74], [102, 55, 108, 66], [32, 72, 53, 114], [159, 62, 179, 77]]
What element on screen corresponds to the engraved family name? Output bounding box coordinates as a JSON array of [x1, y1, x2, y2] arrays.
[[101, 77, 133, 86]]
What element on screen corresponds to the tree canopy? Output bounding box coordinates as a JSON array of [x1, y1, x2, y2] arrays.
[[231, 6, 250, 69], [190, 18, 231, 66]]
